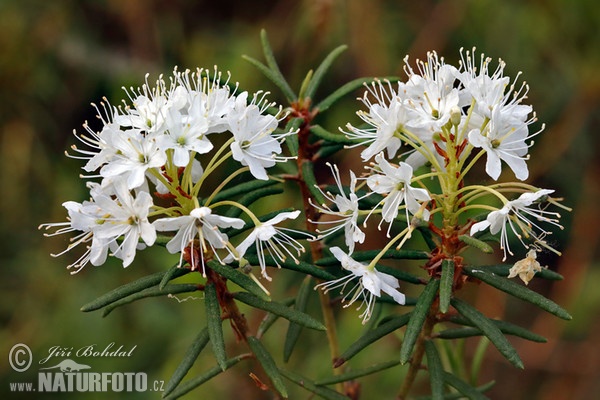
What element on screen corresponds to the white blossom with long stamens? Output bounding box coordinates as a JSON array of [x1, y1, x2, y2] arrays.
[[309, 163, 367, 253], [153, 207, 244, 275], [470, 189, 562, 260], [315, 247, 406, 324]]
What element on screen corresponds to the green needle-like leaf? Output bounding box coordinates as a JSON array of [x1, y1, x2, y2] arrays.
[[101, 283, 199, 317], [283, 276, 312, 362], [415, 381, 496, 400], [476, 264, 564, 280], [284, 117, 303, 157], [309, 125, 357, 144], [400, 279, 440, 365], [159, 264, 188, 290], [208, 179, 277, 204], [443, 372, 490, 400], [81, 268, 191, 312], [315, 77, 397, 112], [247, 336, 288, 398], [162, 354, 246, 400], [224, 186, 283, 218], [257, 297, 295, 338], [303, 45, 348, 100], [280, 369, 350, 400], [259, 29, 296, 101], [207, 260, 270, 301], [315, 360, 400, 385], [242, 255, 337, 281], [439, 259, 454, 313], [301, 160, 327, 205], [451, 298, 524, 369], [336, 313, 411, 367], [437, 317, 547, 343], [204, 282, 227, 371], [233, 292, 326, 331], [458, 235, 494, 254], [317, 249, 430, 266], [463, 267, 572, 320], [425, 341, 444, 400], [162, 327, 210, 397]]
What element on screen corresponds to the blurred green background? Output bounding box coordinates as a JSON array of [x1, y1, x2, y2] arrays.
[[1, 0, 599, 399]]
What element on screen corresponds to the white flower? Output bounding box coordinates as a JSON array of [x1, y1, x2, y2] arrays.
[[92, 180, 156, 267], [98, 128, 167, 189], [114, 73, 179, 134], [344, 80, 412, 161], [173, 67, 237, 134], [309, 163, 366, 253], [367, 153, 431, 234], [228, 91, 291, 180], [315, 247, 406, 324], [225, 210, 304, 280], [508, 249, 544, 285], [158, 108, 212, 167], [470, 189, 562, 260], [153, 207, 244, 275], [456, 48, 510, 117], [40, 181, 156, 272], [402, 52, 460, 133], [467, 106, 536, 181]]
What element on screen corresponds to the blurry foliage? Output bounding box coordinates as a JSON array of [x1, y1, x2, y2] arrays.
[[1, 0, 599, 399]]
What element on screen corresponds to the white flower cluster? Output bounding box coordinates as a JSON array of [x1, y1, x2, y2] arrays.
[[41, 67, 304, 276], [312, 49, 566, 322]]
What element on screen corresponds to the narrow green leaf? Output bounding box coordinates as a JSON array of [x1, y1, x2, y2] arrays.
[[159, 264, 188, 290], [375, 264, 427, 285], [162, 355, 246, 400], [400, 279, 440, 364], [279, 369, 349, 400], [425, 341, 444, 400], [233, 291, 326, 331], [451, 298, 523, 369], [336, 313, 411, 367], [315, 77, 399, 112], [317, 249, 430, 266], [439, 260, 454, 314], [298, 69, 314, 99], [224, 186, 283, 218], [477, 264, 564, 280], [207, 260, 270, 301], [247, 336, 288, 398], [316, 360, 400, 385], [284, 117, 303, 157], [470, 337, 490, 385], [315, 143, 344, 159], [304, 45, 348, 100], [301, 160, 327, 205], [417, 225, 438, 251], [257, 297, 295, 338], [415, 381, 496, 400], [459, 235, 494, 254], [81, 269, 191, 312], [208, 179, 277, 204], [463, 267, 572, 320], [243, 255, 337, 281], [259, 29, 296, 101], [204, 283, 227, 371], [242, 54, 296, 102], [437, 318, 547, 343], [443, 372, 490, 400], [283, 276, 313, 362], [102, 283, 199, 317], [163, 327, 210, 397], [309, 125, 357, 144]]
